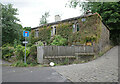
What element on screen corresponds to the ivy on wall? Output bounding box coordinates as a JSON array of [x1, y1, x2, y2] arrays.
[[38, 27, 51, 43], [31, 14, 102, 45], [56, 22, 72, 39]]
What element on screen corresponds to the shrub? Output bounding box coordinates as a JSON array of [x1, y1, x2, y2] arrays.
[[38, 27, 51, 43], [27, 45, 37, 64], [2, 46, 14, 61], [50, 35, 67, 46], [15, 45, 30, 61], [27, 43, 33, 47], [37, 41, 44, 46]]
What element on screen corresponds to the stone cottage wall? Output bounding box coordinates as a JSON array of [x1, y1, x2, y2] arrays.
[[94, 22, 110, 53]]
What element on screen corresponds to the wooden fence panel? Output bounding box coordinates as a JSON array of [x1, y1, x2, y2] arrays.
[[38, 46, 94, 57]]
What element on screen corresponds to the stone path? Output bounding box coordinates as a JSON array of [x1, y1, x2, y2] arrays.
[[53, 46, 118, 82]]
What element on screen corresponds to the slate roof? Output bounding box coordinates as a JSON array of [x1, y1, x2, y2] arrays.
[[31, 13, 109, 30]]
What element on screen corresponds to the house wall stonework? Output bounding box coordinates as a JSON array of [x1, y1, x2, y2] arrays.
[[31, 13, 110, 49], [93, 23, 110, 53]]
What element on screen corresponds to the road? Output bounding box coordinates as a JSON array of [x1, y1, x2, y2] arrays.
[[2, 46, 119, 82], [53, 46, 118, 82], [2, 66, 70, 82]]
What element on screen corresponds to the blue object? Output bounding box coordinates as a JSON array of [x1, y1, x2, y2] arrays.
[[23, 31, 29, 37]]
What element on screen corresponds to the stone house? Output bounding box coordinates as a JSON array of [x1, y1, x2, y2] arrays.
[[31, 13, 110, 52]]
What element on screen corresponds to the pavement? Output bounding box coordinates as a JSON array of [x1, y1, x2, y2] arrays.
[[53, 46, 118, 82]]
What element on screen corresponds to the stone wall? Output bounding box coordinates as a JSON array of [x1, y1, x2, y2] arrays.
[[95, 23, 110, 53]]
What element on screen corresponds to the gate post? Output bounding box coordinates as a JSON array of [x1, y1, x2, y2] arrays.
[[37, 46, 44, 64]]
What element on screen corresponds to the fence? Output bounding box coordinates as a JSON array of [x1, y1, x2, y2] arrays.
[[37, 45, 94, 63]]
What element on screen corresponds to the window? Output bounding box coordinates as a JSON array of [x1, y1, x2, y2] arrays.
[[35, 29, 39, 37], [73, 24, 76, 33], [51, 26, 56, 36], [73, 23, 80, 33], [76, 23, 79, 31], [54, 26, 56, 35], [81, 18, 86, 22], [51, 27, 53, 36]]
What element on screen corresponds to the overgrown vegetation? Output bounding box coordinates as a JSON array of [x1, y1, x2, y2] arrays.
[[15, 45, 30, 61], [67, 1, 120, 45], [2, 2, 117, 67], [50, 35, 67, 46], [31, 14, 102, 46], [2, 46, 14, 61]]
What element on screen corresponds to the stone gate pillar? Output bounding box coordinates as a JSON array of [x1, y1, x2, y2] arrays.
[[37, 46, 44, 64]]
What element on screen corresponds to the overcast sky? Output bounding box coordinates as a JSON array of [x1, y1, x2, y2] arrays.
[[1, 0, 82, 28]]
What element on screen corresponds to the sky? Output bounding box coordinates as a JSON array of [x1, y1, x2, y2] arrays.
[[0, 0, 83, 28]]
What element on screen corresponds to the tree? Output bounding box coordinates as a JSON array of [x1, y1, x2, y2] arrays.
[[67, 1, 120, 30], [39, 12, 50, 25], [1, 4, 23, 45], [23, 27, 31, 31]]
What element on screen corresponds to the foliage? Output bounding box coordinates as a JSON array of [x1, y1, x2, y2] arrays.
[[62, 58, 69, 65], [29, 45, 37, 57], [13, 39, 21, 48], [37, 41, 44, 46], [38, 27, 51, 43], [26, 43, 33, 47], [39, 12, 50, 25], [23, 27, 31, 31], [67, 0, 91, 14], [110, 29, 120, 45], [56, 23, 72, 39], [11, 60, 28, 67], [27, 45, 37, 64], [31, 27, 51, 44], [31, 14, 102, 45], [68, 15, 101, 45], [1, 4, 23, 45], [2, 46, 14, 60], [15, 45, 30, 61], [85, 35, 97, 43], [90, 2, 120, 30], [50, 35, 67, 46], [67, 1, 120, 29]]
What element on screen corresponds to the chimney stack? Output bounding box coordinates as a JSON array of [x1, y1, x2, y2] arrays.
[[55, 15, 61, 22]]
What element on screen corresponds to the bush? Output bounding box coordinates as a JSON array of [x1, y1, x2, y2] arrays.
[[37, 41, 44, 46], [2, 46, 14, 61], [15, 45, 30, 61], [27, 45, 37, 64], [50, 35, 67, 46], [27, 43, 33, 47]]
